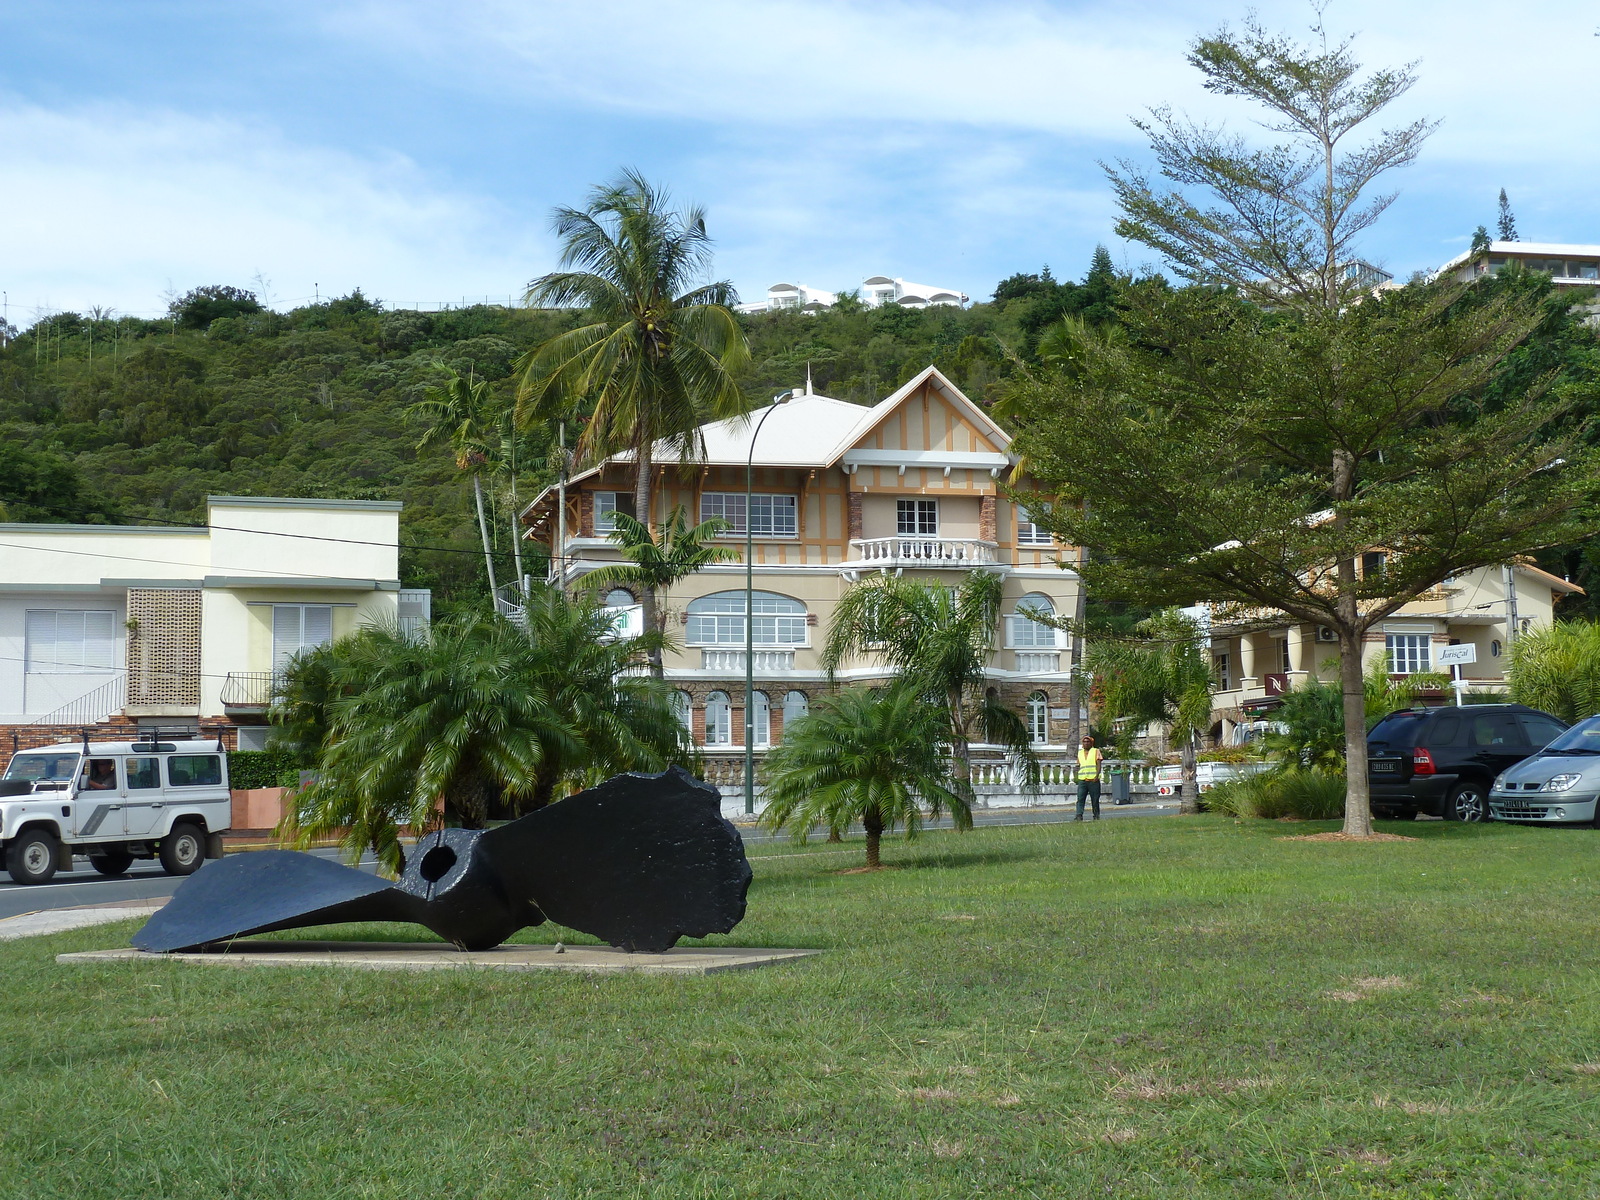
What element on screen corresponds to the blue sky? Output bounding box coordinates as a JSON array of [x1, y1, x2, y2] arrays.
[[3, 0, 1598, 325]]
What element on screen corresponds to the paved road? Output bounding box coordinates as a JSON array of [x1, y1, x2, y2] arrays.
[[0, 847, 383, 921], [0, 802, 1177, 919]]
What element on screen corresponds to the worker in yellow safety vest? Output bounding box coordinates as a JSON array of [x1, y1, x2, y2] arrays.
[[1074, 735, 1103, 821]]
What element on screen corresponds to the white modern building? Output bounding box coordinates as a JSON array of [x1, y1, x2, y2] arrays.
[[0, 496, 428, 761], [859, 277, 968, 309], [736, 283, 838, 315], [1435, 242, 1600, 288]]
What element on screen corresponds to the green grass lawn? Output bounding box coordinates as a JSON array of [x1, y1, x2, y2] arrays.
[[5, 816, 1600, 1199]]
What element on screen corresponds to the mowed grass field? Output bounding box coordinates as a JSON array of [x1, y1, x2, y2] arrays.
[[4, 816, 1599, 1199]]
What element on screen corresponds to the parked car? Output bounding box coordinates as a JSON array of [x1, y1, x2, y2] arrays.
[[0, 736, 231, 884], [1154, 760, 1272, 798], [1489, 714, 1600, 826], [1366, 704, 1567, 823]]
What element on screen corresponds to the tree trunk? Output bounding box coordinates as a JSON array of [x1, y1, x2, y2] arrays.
[[1178, 730, 1200, 815], [826, 827, 842, 843], [951, 689, 975, 820], [863, 808, 883, 869], [1338, 626, 1374, 837], [633, 437, 664, 678], [473, 474, 498, 599], [641, 584, 664, 679], [1066, 542, 1088, 748]]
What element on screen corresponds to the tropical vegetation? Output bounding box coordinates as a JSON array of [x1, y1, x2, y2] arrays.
[[274, 589, 692, 870], [761, 683, 968, 869], [1507, 620, 1600, 723], [823, 571, 1036, 801], [514, 171, 751, 524], [1007, 17, 1600, 837]]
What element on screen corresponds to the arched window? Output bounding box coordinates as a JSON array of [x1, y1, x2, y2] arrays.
[[1011, 593, 1059, 648], [671, 690, 692, 732], [1027, 691, 1049, 744], [704, 691, 732, 746], [752, 691, 771, 748], [783, 691, 809, 729], [604, 588, 636, 607], [686, 591, 807, 646]]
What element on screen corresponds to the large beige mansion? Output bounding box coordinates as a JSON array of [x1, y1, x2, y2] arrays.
[[518, 367, 1080, 769]]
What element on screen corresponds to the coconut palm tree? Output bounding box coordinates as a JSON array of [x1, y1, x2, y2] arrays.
[[581, 507, 738, 678], [515, 171, 750, 526], [823, 571, 1036, 802], [279, 592, 692, 872], [407, 365, 502, 593], [762, 684, 967, 870]]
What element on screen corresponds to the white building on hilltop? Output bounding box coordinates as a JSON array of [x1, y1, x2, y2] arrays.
[[737, 276, 969, 315], [860, 276, 968, 309], [1435, 241, 1600, 288], [736, 283, 837, 315]]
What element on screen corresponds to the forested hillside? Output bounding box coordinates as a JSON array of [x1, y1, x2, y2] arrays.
[[4, 255, 1596, 613], [0, 256, 1118, 606]]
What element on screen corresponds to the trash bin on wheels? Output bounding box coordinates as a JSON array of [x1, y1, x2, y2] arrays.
[[1110, 770, 1131, 805]]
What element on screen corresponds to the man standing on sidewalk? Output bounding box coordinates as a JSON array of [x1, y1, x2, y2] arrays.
[[1074, 735, 1103, 821]]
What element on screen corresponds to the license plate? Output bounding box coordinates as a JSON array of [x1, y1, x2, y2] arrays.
[[1371, 761, 1398, 773]]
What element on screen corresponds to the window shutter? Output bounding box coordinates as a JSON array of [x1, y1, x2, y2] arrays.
[[304, 606, 333, 649]]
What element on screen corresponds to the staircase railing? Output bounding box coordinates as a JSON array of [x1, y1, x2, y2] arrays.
[[28, 673, 127, 726]]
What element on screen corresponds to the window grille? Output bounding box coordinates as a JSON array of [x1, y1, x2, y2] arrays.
[[896, 498, 938, 536], [700, 492, 798, 537], [1386, 634, 1431, 675], [686, 592, 808, 646]]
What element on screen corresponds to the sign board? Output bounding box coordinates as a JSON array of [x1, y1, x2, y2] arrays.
[[1049, 708, 1074, 720], [1436, 643, 1477, 666]]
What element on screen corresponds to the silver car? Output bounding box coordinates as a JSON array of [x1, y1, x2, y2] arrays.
[[1489, 714, 1600, 825]]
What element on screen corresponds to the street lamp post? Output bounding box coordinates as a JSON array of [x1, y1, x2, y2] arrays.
[[745, 393, 791, 815]]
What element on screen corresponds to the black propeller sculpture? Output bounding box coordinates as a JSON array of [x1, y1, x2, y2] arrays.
[[133, 767, 752, 954]]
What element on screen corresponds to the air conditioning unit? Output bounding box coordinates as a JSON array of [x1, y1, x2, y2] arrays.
[[1316, 627, 1338, 643]]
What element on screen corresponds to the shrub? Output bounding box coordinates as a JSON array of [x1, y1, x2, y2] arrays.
[[1202, 768, 1345, 820], [227, 750, 301, 790]]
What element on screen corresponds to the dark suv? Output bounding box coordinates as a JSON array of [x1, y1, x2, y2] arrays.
[[1366, 703, 1568, 822]]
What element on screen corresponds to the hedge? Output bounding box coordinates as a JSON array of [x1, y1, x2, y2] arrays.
[[227, 749, 302, 790]]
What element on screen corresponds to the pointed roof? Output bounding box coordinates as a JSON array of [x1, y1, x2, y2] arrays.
[[826, 365, 1010, 466]]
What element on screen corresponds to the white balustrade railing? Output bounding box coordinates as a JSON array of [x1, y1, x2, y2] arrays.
[[1014, 651, 1061, 674], [847, 537, 997, 567], [700, 649, 797, 672]]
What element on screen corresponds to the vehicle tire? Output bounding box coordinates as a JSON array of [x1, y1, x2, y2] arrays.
[[6, 829, 60, 885], [159, 824, 205, 876], [1387, 808, 1418, 822], [1444, 783, 1489, 823], [89, 850, 134, 877]]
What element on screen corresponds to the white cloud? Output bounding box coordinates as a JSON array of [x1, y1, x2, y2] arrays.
[[0, 102, 547, 320]]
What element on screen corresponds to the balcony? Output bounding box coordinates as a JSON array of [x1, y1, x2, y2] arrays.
[[221, 672, 276, 709], [845, 537, 997, 570], [700, 649, 796, 672], [1015, 651, 1061, 674]]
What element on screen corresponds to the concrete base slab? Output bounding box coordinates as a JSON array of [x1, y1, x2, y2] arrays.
[[58, 941, 820, 975]]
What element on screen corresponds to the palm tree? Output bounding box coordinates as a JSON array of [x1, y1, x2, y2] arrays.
[[1508, 621, 1600, 724], [823, 571, 1035, 803], [279, 593, 692, 872], [515, 171, 751, 526], [581, 508, 737, 678], [762, 685, 967, 870], [407, 365, 501, 593], [1085, 609, 1214, 814]]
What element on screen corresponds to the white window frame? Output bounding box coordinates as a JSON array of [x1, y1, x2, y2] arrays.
[[1386, 634, 1431, 676], [704, 691, 732, 747], [1213, 652, 1231, 691], [272, 604, 334, 673], [24, 609, 117, 674], [897, 498, 938, 537], [671, 690, 693, 733], [751, 691, 771, 749], [1016, 507, 1053, 546], [782, 690, 809, 731], [1027, 691, 1049, 744], [594, 491, 635, 533], [700, 492, 798, 538], [685, 592, 809, 647], [1008, 594, 1059, 649]]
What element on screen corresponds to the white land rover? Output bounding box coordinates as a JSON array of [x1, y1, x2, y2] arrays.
[[0, 737, 231, 885]]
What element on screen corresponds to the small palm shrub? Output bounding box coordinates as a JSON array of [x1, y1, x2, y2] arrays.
[[1203, 768, 1344, 820], [762, 684, 966, 870]]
